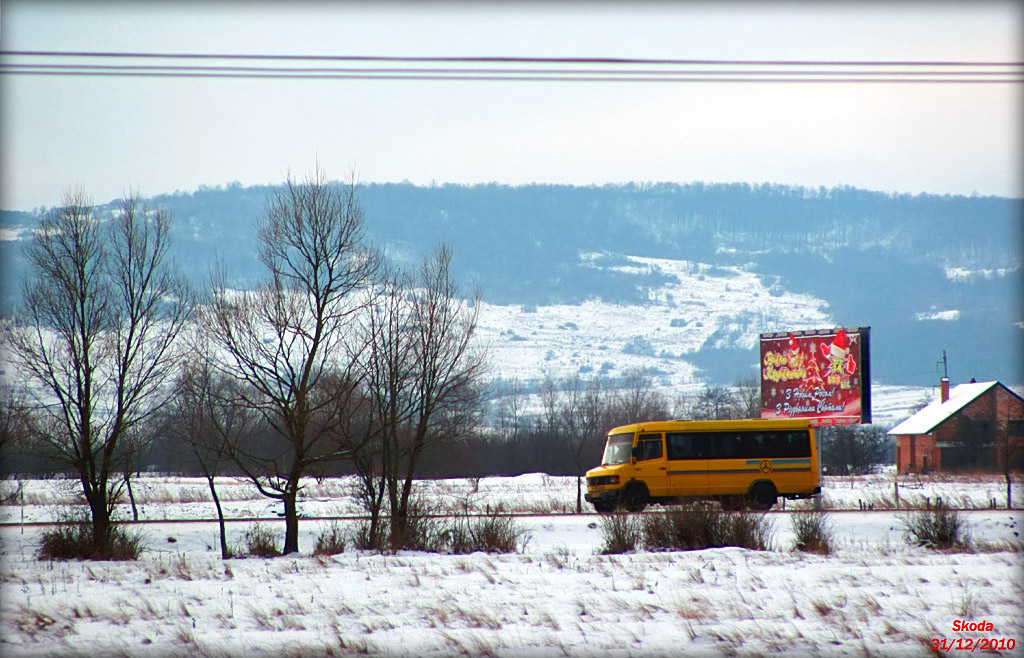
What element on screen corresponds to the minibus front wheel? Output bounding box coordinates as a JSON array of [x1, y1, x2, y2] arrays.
[[619, 483, 649, 512]]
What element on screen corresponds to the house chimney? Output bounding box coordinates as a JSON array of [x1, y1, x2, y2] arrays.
[[940, 377, 950, 403]]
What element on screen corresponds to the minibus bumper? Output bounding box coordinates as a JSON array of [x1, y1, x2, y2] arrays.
[[584, 489, 621, 505]]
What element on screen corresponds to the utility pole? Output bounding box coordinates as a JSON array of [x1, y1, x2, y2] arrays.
[[937, 350, 948, 379]]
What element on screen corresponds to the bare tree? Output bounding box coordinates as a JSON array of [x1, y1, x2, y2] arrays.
[[560, 374, 608, 513], [392, 245, 486, 544], [691, 385, 739, 420], [818, 424, 891, 476], [201, 168, 379, 555], [609, 367, 668, 426], [4, 190, 191, 549], [995, 394, 1023, 509], [733, 376, 762, 419], [558, 374, 584, 512], [496, 377, 525, 442], [353, 245, 486, 547], [168, 361, 259, 558], [538, 373, 560, 437], [351, 264, 416, 547], [0, 382, 29, 500]]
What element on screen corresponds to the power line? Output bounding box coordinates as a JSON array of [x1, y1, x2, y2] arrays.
[[5, 63, 1020, 79], [8, 63, 1018, 77], [2, 50, 1021, 83], [4, 49, 1019, 65], [4, 70, 1018, 84]]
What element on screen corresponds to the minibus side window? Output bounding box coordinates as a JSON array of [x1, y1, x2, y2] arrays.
[[750, 433, 769, 458], [637, 434, 663, 461], [783, 431, 812, 457], [666, 433, 709, 459], [712, 432, 743, 459]]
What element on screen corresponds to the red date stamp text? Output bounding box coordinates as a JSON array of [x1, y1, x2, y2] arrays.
[[932, 620, 1015, 653]]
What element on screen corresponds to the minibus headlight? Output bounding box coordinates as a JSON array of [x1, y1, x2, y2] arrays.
[[587, 475, 620, 487]]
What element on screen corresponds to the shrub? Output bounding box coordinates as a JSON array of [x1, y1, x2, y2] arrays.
[[598, 512, 642, 554], [474, 513, 525, 553], [642, 504, 773, 551], [449, 511, 529, 554], [391, 499, 444, 552], [38, 522, 92, 560], [238, 524, 281, 558], [643, 504, 722, 550], [351, 520, 387, 551], [353, 500, 529, 555], [351, 498, 444, 553], [791, 511, 834, 554], [39, 522, 144, 561], [900, 503, 970, 550], [313, 522, 347, 556], [727, 511, 774, 551], [622, 335, 656, 356]]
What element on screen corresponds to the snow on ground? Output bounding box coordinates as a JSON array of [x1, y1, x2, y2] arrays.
[[870, 385, 933, 427], [1, 475, 1022, 657]]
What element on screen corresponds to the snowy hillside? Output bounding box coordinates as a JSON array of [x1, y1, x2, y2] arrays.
[[3, 181, 1020, 388], [477, 253, 830, 388]]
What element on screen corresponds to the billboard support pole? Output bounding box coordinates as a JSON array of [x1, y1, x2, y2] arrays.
[[861, 327, 872, 424]]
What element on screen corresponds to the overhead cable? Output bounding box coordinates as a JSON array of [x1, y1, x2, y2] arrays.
[[1, 50, 1021, 83]]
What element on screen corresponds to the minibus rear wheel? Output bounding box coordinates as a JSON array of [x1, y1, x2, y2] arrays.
[[748, 481, 777, 511]]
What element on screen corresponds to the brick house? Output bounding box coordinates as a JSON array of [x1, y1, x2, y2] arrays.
[[889, 379, 1024, 475]]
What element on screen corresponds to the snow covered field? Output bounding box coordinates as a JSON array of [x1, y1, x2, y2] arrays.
[[1, 474, 1022, 657]]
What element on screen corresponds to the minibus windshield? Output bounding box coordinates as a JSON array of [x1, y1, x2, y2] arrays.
[[601, 433, 634, 465]]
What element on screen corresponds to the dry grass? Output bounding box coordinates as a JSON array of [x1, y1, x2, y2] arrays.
[[642, 504, 774, 551], [791, 511, 835, 555], [351, 500, 529, 555], [899, 503, 971, 550], [313, 522, 347, 556], [449, 514, 521, 554], [38, 522, 145, 561], [236, 524, 281, 558], [597, 512, 642, 554]]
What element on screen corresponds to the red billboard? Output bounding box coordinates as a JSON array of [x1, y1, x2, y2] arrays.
[[760, 327, 871, 426]]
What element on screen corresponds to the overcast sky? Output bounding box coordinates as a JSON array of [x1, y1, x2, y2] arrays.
[[1, 1, 1021, 211]]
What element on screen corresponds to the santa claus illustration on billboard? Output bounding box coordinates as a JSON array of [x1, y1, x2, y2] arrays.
[[820, 328, 857, 389]]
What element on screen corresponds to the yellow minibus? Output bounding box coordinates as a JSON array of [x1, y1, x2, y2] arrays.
[[584, 418, 820, 512]]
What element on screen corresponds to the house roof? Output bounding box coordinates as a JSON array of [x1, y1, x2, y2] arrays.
[[888, 381, 998, 436]]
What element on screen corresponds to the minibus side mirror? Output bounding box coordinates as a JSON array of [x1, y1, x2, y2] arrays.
[[631, 446, 641, 462]]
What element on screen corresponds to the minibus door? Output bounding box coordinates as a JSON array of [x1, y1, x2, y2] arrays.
[[632, 433, 668, 498]]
